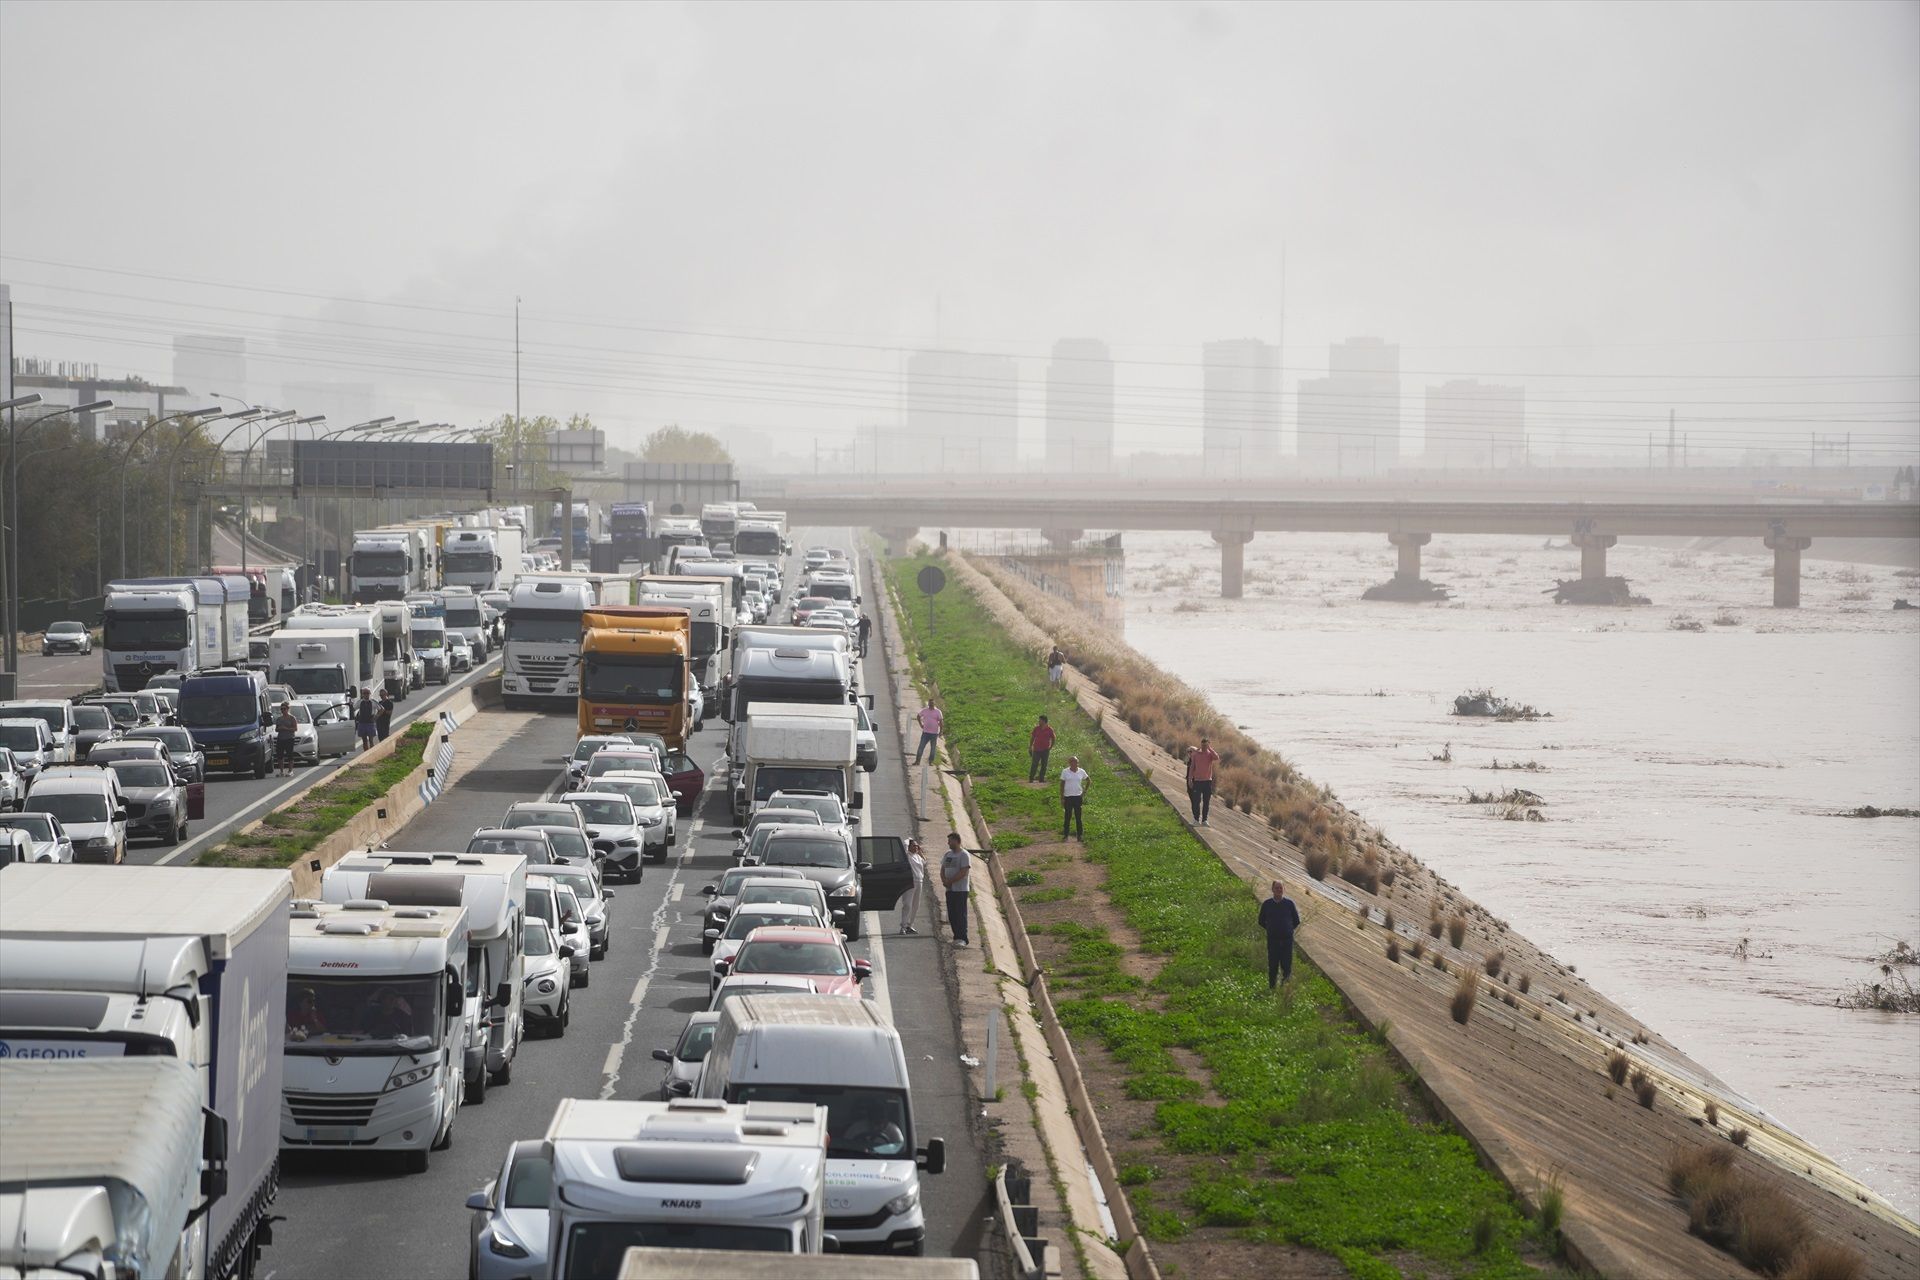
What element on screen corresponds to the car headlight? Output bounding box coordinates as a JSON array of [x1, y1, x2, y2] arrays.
[[486, 1226, 529, 1259], [384, 1064, 435, 1092], [150, 796, 175, 810], [885, 1186, 920, 1217], [617, 837, 638, 847], [536, 979, 557, 994]]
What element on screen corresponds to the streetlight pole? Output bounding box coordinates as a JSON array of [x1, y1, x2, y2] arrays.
[[0, 394, 42, 680], [6, 399, 113, 675], [166, 409, 261, 576], [229, 410, 296, 575], [117, 406, 221, 578]]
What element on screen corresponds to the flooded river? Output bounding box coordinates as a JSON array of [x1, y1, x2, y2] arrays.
[[1119, 531, 1920, 1218]]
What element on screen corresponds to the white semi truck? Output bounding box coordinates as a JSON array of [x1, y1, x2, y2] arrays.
[[0, 864, 292, 1280], [102, 575, 250, 687], [282, 898, 470, 1173], [502, 577, 595, 708], [542, 1096, 830, 1271], [319, 852, 528, 1104], [441, 526, 523, 594], [349, 527, 431, 603], [0, 1058, 232, 1280]]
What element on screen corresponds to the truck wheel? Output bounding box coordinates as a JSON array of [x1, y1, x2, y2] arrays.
[[466, 1064, 486, 1105], [403, 1148, 430, 1174], [490, 1057, 512, 1087], [845, 912, 861, 941], [574, 966, 590, 990]]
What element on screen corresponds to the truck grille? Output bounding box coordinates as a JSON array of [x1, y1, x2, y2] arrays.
[[514, 655, 572, 695], [285, 1090, 381, 1128], [827, 1207, 895, 1231], [113, 662, 175, 691]]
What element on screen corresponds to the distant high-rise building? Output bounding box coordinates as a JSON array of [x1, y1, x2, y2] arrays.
[[172, 334, 248, 405], [1045, 339, 1114, 472], [904, 349, 1019, 473], [1295, 336, 1400, 474], [1202, 339, 1280, 474], [1423, 380, 1526, 469], [282, 381, 376, 438]]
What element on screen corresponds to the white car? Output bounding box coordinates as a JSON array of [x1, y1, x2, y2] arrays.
[[0, 718, 55, 782], [564, 733, 633, 787], [527, 875, 591, 988], [650, 1010, 719, 1100], [766, 788, 856, 841], [24, 770, 125, 864], [466, 1139, 552, 1280], [706, 902, 828, 994], [708, 972, 820, 1013], [583, 771, 676, 862], [540, 863, 614, 960], [40, 620, 93, 655], [448, 633, 475, 673], [0, 748, 22, 811], [519, 918, 571, 1037], [0, 811, 73, 863], [559, 790, 649, 881]]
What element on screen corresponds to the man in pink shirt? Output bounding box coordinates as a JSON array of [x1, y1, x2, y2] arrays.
[[1186, 736, 1220, 825], [912, 700, 945, 765]]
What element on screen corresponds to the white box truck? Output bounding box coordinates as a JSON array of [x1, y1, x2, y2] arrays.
[[282, 899, 470, 1172], [441, 585, 491, 660], [542, 1096, 830, 1272], [0, 864, 292, 1280], [319, 852, 529, 1103], [0, 1058, 234, 1280], [267, 628, 358, 713], [737, 705, 859, 823], [697, 995, 946, 1254], [281, 606, 380, 691]]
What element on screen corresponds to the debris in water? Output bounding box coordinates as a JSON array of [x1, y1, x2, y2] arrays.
[[1546, 575, 1650, 606], [1361, 576, 1452, 602], [1836, 965, 1918, 1013], [1452, 689, 1550, 720], [1835, 806, 1920, 818]]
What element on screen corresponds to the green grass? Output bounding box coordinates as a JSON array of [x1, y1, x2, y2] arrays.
[[198, 723, 434, 868], [890, 555, 1542, 1279]]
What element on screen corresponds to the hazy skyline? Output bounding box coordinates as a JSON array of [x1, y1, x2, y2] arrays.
[[2, 0, 1915, 465]]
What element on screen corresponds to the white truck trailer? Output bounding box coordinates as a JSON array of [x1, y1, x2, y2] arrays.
[[282, 899, 470, 1173], [542, 1097, 830, 1272], [319, 852, 529, 1104], [267, 628, 359, 713], [280, 606, 380, 692], [0, 864, 292, 1280], [736, 704, 860, 823]]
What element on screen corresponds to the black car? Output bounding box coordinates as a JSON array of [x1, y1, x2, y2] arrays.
[[68, 704, 121, 761]]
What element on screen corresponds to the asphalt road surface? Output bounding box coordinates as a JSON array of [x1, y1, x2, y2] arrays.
[[265, 536, 1003, 1279]]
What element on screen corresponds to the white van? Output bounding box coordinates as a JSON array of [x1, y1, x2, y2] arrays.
[[698, 994, 945, 1254], [23, 769, 126, 864], [0, 701, 77, 764]]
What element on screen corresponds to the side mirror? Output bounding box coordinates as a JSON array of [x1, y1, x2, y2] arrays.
[[559, 945, 576, 960], [651, 1048, 673, 1063], [199, 1107, 230, 1202], [823, 1233, 842, 1254], [446, 973, 464, 1012], [494, 983, 511, 1009], [603, 891, 616, 901], [852, 959, 872, 980], [701, 885, 717, 896], [856, 862, 873, 874], [114, 808, 128, 822], [715, 956, 734, 972], [916, 1138, 947, 1175], [849, 793, 864, 811], [703, 928, 721, 940], [667, 1079, 694, 1098], [465, 1191, 490, 1212]]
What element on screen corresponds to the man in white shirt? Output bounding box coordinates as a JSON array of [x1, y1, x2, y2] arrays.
[[1059, 755, 1090, 840], [939, 833, 971, 946], [898, 838, 927, 935]]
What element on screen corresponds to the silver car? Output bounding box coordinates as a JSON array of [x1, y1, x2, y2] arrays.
[[585, 771, 676, 855], [0, 811, 73, 863], [123, 726, 205, 784], [466, 1139, 551, 1280], [564, 733, 633, 787], [650, 1011, 719, 1100], [519, 918, 571, 1037], [540, 863, 614, 960], [0, 749, 22, 811], [559, 791, 647, 881]]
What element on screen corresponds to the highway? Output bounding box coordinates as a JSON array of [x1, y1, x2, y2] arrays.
[[264, 535, 1003, 1279]]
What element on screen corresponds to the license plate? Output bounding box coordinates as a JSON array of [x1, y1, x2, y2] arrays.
[[207, 755, 229, 767], [304, 1126, 355, 1142]]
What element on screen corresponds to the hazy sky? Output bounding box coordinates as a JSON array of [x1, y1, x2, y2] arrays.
[[2, 0, 1915, 464]]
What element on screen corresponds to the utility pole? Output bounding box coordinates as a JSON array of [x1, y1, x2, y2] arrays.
[[513, 296, 522, 492], [1667, 410, 1676, 470]]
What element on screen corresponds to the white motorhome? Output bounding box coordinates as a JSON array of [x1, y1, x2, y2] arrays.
[[267, 629, 359, 712], [503, 578, 595, 707], [737, 705, 860, 823], [281, 606, 381, 691], [0, 864, 292, 1280], [543, 1096, 830, 1272], [320, 852, 528, 1104], [282, 899, 470, 1172], [698, 995, 944, 1254], [373, 599, 419, 696]]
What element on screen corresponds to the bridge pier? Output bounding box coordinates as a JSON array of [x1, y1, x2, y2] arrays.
[[1040, 527, 1085, 552], [1765, 534, 1812, 607], [1572, 531, 1617, 580], [1389, 531, 1432, 581], [1212, 530, 1254, 598], [876, 526, 920, 559]]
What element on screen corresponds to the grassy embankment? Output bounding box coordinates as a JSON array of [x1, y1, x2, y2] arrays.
[[198, 722, 434, 868], [888, 554, 1554, 1280]]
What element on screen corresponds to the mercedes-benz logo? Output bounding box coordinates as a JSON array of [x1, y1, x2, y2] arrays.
[[140, 661, 153, 675]]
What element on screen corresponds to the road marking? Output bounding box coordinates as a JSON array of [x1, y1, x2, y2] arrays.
[[600, 826, 692, 1100], [654, 924, 670, 952], [864, 912, 894, 1025], [669, 882, 684, 902], [629, 974, 649, 1005], [601, 1044, 622, 1076]]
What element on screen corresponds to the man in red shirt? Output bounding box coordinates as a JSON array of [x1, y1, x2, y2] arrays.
[[1028, 715, 1055, 782], [1186, 736, 1220, 825]]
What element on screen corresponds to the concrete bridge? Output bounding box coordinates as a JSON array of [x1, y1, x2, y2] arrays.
[[760, 491, 1920, 605]]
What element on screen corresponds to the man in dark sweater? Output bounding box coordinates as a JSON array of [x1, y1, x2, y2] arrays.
[[1258, 880, 1302, 988]]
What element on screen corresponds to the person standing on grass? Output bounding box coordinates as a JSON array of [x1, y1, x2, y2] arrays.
[[1259, 880, 1303, 988], [1028, 715, 1055, 782], [1046, 644, 1067, 692], [375, 690, 394, 741], [897, 838, 926, 935], [274, 702, 299, 777], [354, 691, 378, 752], [912, 699, 944, 765], [940, 832, 971, 947], [1059, 755, 1089, 840], [1186, 736, 1220, 825]]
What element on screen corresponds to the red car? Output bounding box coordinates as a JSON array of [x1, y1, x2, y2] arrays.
[[661, 747, 704, 817], [789, 596, 833, 625], [713, 925, 870, 997]]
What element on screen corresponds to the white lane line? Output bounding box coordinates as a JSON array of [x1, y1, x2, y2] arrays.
[[601, 1044, 622, 1076], [653, 925, 670, 952], [669, 882, 684, 902], [864, 912, 893, 1025], [600, 837, 691, 1099], [629, 974, 649, 1005]]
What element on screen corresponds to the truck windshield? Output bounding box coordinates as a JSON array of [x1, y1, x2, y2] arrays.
[[565, 1224, 790, 1275], [736, 530, 781, 556], [0, 725, 41, 751], [754, 768, 847, 803], [445, 603, 483, 627], [179, 694, 259, 728], [582, 656, 681, 703], [285, 974, 440, 1054], [280, 668, 346, 695], [732, 1083, 909, 1159], [410, 629, 443, 648], [506, 611, 581, 644], [104, 612, 192, 650], [352, 551, 407, 576], [443, 552, 494, 575]]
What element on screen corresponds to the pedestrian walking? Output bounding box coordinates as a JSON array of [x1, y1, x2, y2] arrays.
[[912, 699, 944, 765], [1059, 755, 1089, 839], [857, 613, 873, 657], [897, 838, 927, 934], [1027, 714, 1054, 783], [1259, 880, 1303, 989], [1186, 736, 1220, 825], [354, 692, 378, 751], [273, 702, 299, 777], [375, 690, 394, 741], [1046, 644, 1066, 692], [940, 833, 971, 947]]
